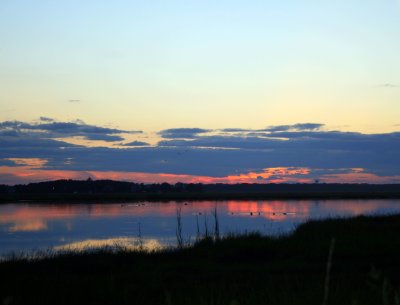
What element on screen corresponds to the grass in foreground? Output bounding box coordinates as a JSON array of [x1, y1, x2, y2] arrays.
[[1, 214, 400, 305]]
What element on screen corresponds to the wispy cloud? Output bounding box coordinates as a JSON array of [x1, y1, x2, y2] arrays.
[[377, 83, 399, 88], [220, 124, 324, 134], [263, 123, 324, 132], [39, 117, 55, 122], [221, 128, 254, 132], [0, 119, 142, 143], [120, 141, 150, 147], [159, 128, 212, 139], [5, 158, 48, 168]]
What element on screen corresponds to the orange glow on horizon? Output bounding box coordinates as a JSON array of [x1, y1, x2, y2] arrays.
[[320, 172, 400, 184], [0, 166, 313, 185], [1, 165, 400, 185]]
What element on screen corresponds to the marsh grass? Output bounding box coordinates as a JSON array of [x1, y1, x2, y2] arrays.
[[176, 207, 184, 248], [2, 214, 400, 305], [212, 207, 220, 240]]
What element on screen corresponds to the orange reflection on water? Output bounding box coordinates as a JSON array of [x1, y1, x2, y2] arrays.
[[226, 200, 312, 220], [321, 200, 393, 216], [9, 219, 48, 232], [226, 199, 400, 220], [1, 200, 399, 233], [0, 202, 192, 233], [0, 205, 82, 232]]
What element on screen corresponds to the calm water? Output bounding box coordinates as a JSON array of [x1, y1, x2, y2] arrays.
[[1, 199, 400, 256]]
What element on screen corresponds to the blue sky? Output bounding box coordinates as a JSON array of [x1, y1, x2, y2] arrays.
[[0, 1, 399, 183]]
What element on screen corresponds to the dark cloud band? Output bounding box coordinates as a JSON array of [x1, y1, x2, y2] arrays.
[[1, 120, 400, 182]]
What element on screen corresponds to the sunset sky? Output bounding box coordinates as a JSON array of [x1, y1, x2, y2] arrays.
[[1, 0, 400, 184]]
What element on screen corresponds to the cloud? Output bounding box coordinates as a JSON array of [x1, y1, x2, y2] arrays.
[[68, 99, 81, 103], [263, 130, 367, 140], [31, 122, 133, 135], [220, 124, 324, 134], [39, 117, 54, 122], [377, 83, 399, 88], [221, 128, 254, 132], [121, 141, 150, 147], [156, 129, 400, 177], [0, 121, 32, 130], [158, 128, 211, 139], [264, 123, 324, 132], [0, 119, 142, 143], [0, 130, 20, 137], [159, 131, 400, 151], [0, 137, 79, 148], [83, 134, 125, 142], [1, 120, 400, 184], [158, 136, 282, 149], [6, 158, 48, 168]]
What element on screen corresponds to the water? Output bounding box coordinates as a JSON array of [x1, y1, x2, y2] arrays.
[[1, 199, 400, 256]]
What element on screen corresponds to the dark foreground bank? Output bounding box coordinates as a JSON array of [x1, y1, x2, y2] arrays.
[[1, 214, 400, 305]]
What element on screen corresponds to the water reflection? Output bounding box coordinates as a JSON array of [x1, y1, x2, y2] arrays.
[[54, 237, 163, 252], [9, 220, 48, 232], [226, 200, 311, 220], [1, 199, 400, 255]]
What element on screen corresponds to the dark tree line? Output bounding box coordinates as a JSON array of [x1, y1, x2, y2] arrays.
[[0, 179, 203, 194], [0, 179, 399, 195]]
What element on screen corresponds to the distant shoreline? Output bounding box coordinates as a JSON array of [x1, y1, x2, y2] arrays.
[[1, 191, 400, 203], [2, 180, 399, 203]]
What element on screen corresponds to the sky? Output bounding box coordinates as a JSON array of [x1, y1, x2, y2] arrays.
[[0, 0, 399, 184]]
